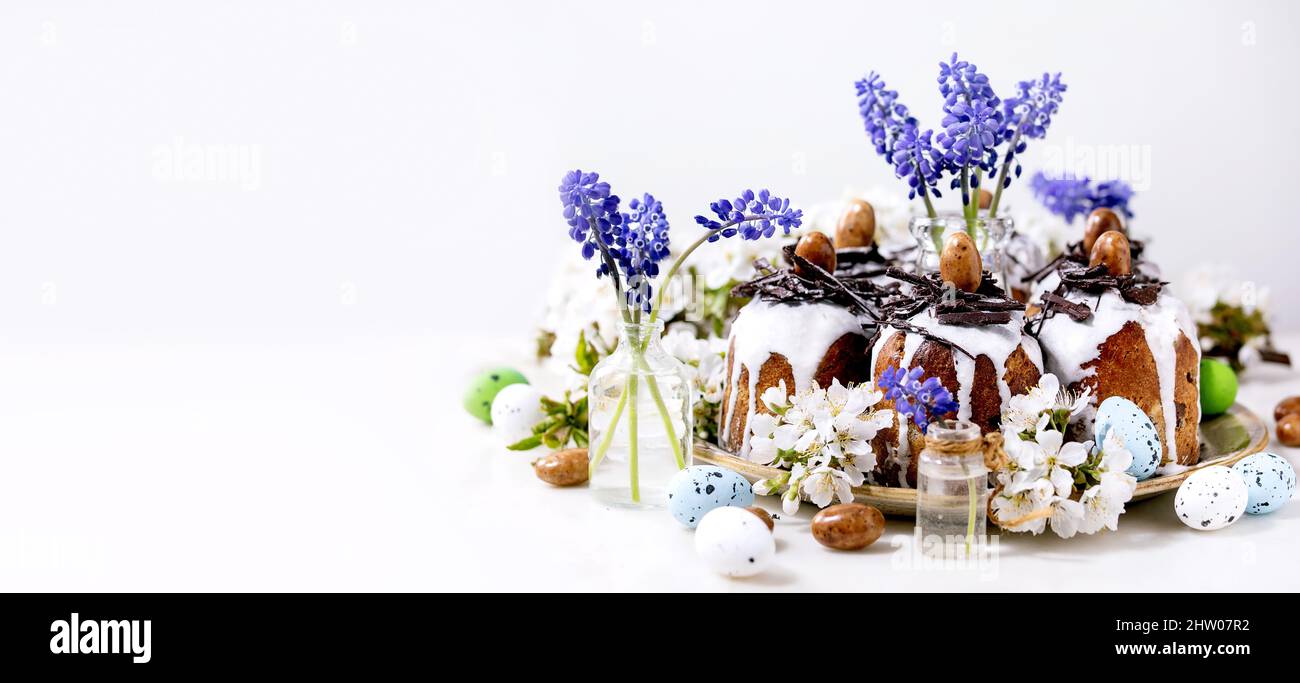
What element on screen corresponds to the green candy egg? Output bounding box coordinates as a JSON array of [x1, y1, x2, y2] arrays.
[[463, 368, 528, 424], [1198, 358, 1237, 417]]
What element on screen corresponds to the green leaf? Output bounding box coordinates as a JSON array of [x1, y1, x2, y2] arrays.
[[507, 434, 543, 451]]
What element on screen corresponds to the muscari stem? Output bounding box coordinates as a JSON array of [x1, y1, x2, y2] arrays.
[[627, 372, 640, 502], [987, 127, 1024, 218], [588, 383, 627, 477]]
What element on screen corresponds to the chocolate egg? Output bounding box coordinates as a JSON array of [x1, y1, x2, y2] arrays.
[[1274, 396, 1300, 422], [835, 199, 876, 248], [811, 503, 885, 550], [939, 232, 982, 292], [1088, 230, 1132, 277], [1083, 207, 1125, 253], [746, 506, 775, 532], [1278, 414, 1300, 447], [794, 232, 836, 276], [533, 448, 589, 487]]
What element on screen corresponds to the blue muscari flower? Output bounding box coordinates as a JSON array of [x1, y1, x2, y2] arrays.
[[1029, 171, 1135, 223], [878, 366, 959, 433], [1092, 180, 1135, 219], [693, 189, 803, 243], [935, 53, 1003, 179], [560, 169, 623, 261], [559, 170, 671, 314], [855, 72, 916, 162], [891, 124, 944, 201], [619, 193, 673, 312], [996, 73, 1067, 189], [1002, 72, 1066, 142]]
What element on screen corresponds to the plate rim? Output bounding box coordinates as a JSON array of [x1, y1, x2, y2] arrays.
[[693, 402, 1270, 515]]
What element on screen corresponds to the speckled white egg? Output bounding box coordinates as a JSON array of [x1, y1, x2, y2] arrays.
[[693, 506, 774, 577], [1232, 452, 1296, 515], [490, 383, 545, 445], [667, 465, 755, 529], [1175, 465, 1249, 531], [1094, 396, 1162, 481]]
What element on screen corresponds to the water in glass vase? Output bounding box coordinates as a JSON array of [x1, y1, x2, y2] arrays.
[[915, 420, 989, 559], [586, 321, 693, 508]]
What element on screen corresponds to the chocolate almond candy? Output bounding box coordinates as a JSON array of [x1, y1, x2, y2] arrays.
[[835, 199, 876, 248], [746, 506, 775, 532], [1088, 230, 1132, 277], [1279, 414, 1300, 447], [1083, 207, 1125, 253], [533, 448, 589, 486], [978, 188, 993, 210], [794, 232, 837, 276], [1274, 396, 1300, 422], [811, 503, 885, 550], [939, 231, 982, 293]]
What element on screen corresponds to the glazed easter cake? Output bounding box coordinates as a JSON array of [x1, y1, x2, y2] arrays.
[[868, 234, 1043, 486], [719, 209, 903, 458], [1029, 230, 1201, 466]]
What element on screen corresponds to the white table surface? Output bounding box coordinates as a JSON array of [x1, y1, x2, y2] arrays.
[[2, 332, 1298, 592]]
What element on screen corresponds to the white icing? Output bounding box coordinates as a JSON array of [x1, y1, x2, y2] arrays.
[[1036, 289, 1200, 464], [722, 299, 868, 457], [870, 308, 1043, 487]]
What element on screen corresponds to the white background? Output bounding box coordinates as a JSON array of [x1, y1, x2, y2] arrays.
[[1, 1, 1298, 591]]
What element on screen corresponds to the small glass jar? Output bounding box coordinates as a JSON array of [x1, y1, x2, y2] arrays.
[[910, 213, 1013, 289], [587, 320, 693, 508], [915, 420, 989, 558]]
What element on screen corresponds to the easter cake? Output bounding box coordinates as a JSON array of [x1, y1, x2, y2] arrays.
[[719, 232, 894, 458], [1029, 230, 1201, 466], [868, 233, 1044, 487]]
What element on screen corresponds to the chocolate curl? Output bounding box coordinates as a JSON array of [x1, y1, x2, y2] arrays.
[[1260, 347, 1293, 366], [730, 244, 891, 325], [1027, 238, 1151, 286], [1039, 292, 1093, 322]]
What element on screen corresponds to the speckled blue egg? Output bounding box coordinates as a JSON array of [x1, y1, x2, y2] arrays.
[[1094, 396, 1162, 481], [667, 465, 754, 529], [1232, 452, 1296, 515]]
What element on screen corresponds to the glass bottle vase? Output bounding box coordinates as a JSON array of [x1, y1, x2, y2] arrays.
[[587, 320, 693, 508], [915, 420, 989, 559], [910, 213, 1013, 290]]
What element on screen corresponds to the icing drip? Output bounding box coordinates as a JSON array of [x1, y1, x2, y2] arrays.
[[870, 309, 1042, 487], [1035, 289, 1199, 462], [722, 299, 869, 457]]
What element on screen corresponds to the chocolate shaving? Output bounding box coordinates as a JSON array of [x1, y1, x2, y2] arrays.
[[871, 266, 1027, 360], [1039, 292, 1092, 322], [731, 244, 892, 324], [1027, 261, 1168, 337], [1026, 238, 1148, 285], [1260, 348, 1293, 366]]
